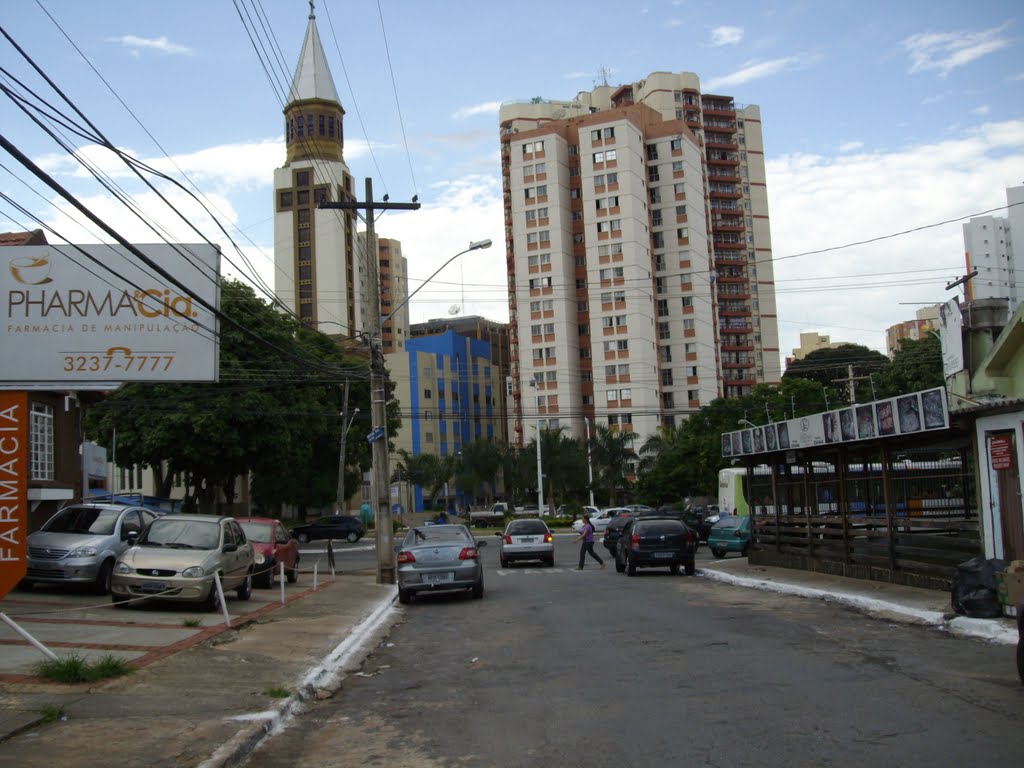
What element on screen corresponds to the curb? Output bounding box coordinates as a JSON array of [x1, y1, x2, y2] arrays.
[[698, 568, 1018, 645], [197, 587, 399, 768]]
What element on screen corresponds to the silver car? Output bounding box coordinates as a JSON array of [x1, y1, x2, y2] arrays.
[[395, 524, 487, 604], [110, 515, 254, 611], [496, 518, 554, 568], [25, 503, 160, 594]]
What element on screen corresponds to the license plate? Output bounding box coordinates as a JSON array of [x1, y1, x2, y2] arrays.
[[653, 552, 674, 559], [140, 580, 167, 593], [520, 537, 535, 543], [423, 572, 454, 584]]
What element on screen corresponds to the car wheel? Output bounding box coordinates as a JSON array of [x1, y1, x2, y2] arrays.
[[203, 581, 223, 613], [712, 548, 726, 559], [670, 564, 680, 574], [255, 566, 273, 589], [297, 532, 310, 544], [111, 593, 129, 608], [94, 559, 115, 595], [685, 559, 696, 576], [347, 531, 359, 543], [15, 579, 33, 592], [615, 553, 626, 573], [398, 588, 411, 605], [500, 557, 508, 568], [236, 571, 253, 601], [287, 559, 299, 584], [741, 542, 750, 557], [472, 579, 484, 599], [626, 554, 637, 577], [545, 557, 555, 567]]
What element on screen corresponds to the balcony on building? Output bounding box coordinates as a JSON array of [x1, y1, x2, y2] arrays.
[[701, 97, 736, 116]]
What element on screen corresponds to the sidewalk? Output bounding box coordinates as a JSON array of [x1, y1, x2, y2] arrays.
[[0, 559, 1018, 768], [0, 573, 399, 768]]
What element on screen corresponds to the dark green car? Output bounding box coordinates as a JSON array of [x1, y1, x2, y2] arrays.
[[708, 516, 751, 558]]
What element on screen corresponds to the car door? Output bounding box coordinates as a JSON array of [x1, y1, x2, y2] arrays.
[[274, 523, 295, 569], [117, 510, 143, 556], [222, 521, 246, 588]]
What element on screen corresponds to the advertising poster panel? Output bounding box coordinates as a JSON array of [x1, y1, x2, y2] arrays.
[[2, 244, 220, 387]]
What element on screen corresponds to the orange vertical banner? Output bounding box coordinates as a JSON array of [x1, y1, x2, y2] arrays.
[[0, 391, 28, 598]]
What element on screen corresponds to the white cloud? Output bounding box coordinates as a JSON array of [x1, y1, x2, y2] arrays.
[[766, 120, 1024, 364], [109, 35, 195, 56], [704, 56, 803, 91], [711, 26, 744, 47], [921, 91, 953, 105], [902, 24, 1012, 77], [971, 104, 991, 115], [838, 140, 863, 152], [452, 101, 503, 120]]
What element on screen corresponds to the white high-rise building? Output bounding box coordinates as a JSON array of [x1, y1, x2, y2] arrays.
[[963, 185, 1022, 314], [499, 72, 781, 451]]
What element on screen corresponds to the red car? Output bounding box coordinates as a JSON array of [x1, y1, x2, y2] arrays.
[[236, 517, 300, 588]]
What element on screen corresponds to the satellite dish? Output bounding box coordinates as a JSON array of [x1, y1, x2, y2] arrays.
[[448, 304, 461, 316]]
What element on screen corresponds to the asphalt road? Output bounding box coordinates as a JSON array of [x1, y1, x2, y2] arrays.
[[250, 536, 1024, 768]]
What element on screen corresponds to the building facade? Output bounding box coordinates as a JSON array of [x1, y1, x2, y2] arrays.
[[272, 10, 361, 336], [963, 185, 1021, 315], [387, 330, 506, 511], [885, 305, 940, 357], [499, 72, 780, 447]]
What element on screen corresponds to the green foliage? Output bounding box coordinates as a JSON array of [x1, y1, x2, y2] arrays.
[[263, 686, 291, 699], [874, 334, 943, 397], [181, 617, 202, 627], [782, 343, 890, 406], [33, 653, 132, 684], [82, 279, 392, 512], [590, 424, 638, 506], [38, 704, 67, 723]]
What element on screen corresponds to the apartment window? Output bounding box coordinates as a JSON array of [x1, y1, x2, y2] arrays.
[[528, 277, 552, 289], [278, 191, 293, 208], [540, 252, 551, 265], [672, 161, 684, 173], [522, 140, 544, 155], [525, 210, 537, 223], [648, 167, 660, 184], [674, 183, 686, 195], [661, 346, 673, 362], [607, 390, 619, 405], [687, 366, 698, 377], [545, 347, 556, 359], [30, 402, 54, 481], [546, 371, 557, 383], [654, 253, 665, 271], [593, 151, 605, 163], [655, 277, 666, 295], [683, 319, 695, 330], [598, 267, 624, 279], [296, 171, 310, 187], [606, 172, 618, 184], [658, 322, 671, 339], [677, 227, 688, 239], [685, 343, 696, 354], [649, 187, 661, 204], [532, 349, 544, 360], [605, 150, 617, 161], [531, 324, 542, 336], [568, 144, 578, 156], [529, 300, 541, 312], [594, 174, 605, 187], [543, 323, 555, 335], [616, 340, 628, 351], [681, 296, 693, 308], [688, 390, 699, 401], [571, 188, 581, 200], [657, 299, 669, 317], [646, 144, 659, 161], [661, 370, 674, 385], [670, 138, 683, 151], [652, 232, 665, 249], [676, 205, 686, 216], [613, 290, 625, 302], [577, 300, 587, 311]]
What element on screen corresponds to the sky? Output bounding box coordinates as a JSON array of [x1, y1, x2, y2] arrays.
[[1, 0, 1023, 370]]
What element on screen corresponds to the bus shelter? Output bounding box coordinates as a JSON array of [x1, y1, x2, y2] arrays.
[[721, 388, 981, 590]]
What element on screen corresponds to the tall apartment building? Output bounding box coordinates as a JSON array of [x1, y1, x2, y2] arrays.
[[499, 72, 780, 447], [358, 234, 409, 353], [273, 9, 362, 336], [963, 185, 1021, 314]]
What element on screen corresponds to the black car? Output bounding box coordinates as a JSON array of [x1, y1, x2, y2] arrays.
[[602, 513, 637, 558], [615, 516, 696, 576], [290, 515, 365, 543], [654, 506, 710, 543]]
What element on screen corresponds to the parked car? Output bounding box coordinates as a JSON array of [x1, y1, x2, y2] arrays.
[[708, 515, 752, 558], [289, 515, 364, 543], [496, 518, 554, 567], [110, 515, 254, 611], [470, 503, 508, 527], [395, 524, 487, 604], [615, 516, 697, 576], [623, 504, 657, 515], [657, 506, 711, 542], [23, 503, 161, 594], [236, 517, 300, 588], [518, 505, 540, 517], [572, 507, 629, 534], [601, 511, 637, 558]]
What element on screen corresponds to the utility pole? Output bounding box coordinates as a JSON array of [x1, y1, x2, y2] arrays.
[[832, 364, 873, 404], [336, 380, 360, 514], [320, 179, 419, 584]]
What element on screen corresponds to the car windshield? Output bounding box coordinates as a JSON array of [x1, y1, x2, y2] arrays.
[[43, 507, 120, 535], [508, 520, 548, 534], [238, 522, 272, 543], [715, 517, 744, 529], [141, 520, 220, 549], [404, 527, 470, 546]]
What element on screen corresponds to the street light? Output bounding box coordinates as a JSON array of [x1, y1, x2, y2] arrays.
[[336, 406, 360, 513], [535, 418, 544, 514], [738, 418, 757, 429], [383, 239, 492, 324], [584, 417, 595, 508]]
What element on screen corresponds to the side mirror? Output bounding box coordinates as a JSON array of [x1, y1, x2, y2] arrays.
[[493, 531, 503, 537], [476, 540, 488, 548], [393, 544, 402, 553], [125, 530, 139, 543], [223, 543, 238, 553]]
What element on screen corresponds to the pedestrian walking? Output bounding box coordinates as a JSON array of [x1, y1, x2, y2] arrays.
[[574, 514, 605, 570]]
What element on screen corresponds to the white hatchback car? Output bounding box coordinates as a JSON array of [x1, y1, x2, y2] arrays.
[[572, 507, 630, 534], [496, 518, 554, 568]]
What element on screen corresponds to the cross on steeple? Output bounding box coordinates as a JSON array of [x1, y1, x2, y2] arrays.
[[309, 0, 315, 20]]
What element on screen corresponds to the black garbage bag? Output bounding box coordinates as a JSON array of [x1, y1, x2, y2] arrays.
[[951, 556, 1007, 618]]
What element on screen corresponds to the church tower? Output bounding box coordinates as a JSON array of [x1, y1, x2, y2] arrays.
[[273, 4, 361, 335]]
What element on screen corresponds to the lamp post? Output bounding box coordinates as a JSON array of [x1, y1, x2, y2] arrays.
[[383, 239, 492, 323], [584, 417, 595, 508], [535, 418, 544, 514], [336, 398, 360, 513]]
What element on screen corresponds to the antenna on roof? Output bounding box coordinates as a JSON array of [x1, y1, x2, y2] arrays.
[[596, 66, 611, 87]]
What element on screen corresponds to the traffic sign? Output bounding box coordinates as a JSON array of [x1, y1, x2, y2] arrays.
[[366, 426, 385, 444]]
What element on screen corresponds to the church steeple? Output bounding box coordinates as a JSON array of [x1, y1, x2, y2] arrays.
[[283, 1, 344, 163]]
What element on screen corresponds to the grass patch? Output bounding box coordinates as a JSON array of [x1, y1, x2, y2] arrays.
[[38, 704, 67, 723], [182, 617, 202, 627], [263, 686, 291, 699], [33, 653, 133, 684]]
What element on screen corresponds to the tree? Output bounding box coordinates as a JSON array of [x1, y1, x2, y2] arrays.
[[393, 449, 451, 510], [590, 425, 638, 506], [874, 334, 943, 397], [83, 279, 384, 514], [452, 439, 502, 509], [529, 427, 586, 513], [783, 344, 890, 405]]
